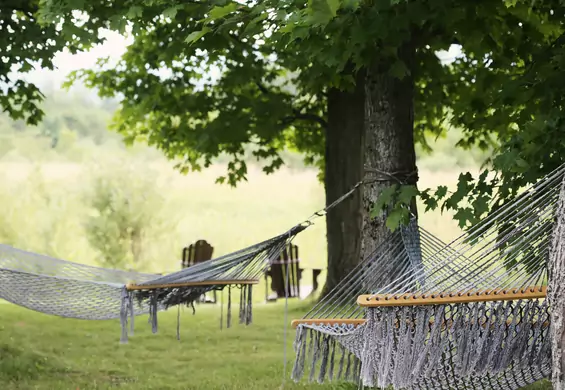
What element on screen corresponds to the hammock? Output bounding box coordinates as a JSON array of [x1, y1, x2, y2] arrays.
[[0, 224, 305, 342], [291, 165, 565, 389]]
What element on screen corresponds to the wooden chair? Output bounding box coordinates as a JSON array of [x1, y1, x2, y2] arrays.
[[264, 243, 323, 302], [181, 240, 216, 303]]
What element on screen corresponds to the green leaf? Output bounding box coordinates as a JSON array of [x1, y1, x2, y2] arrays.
[[472, 195, 490, 217], [423, 197, 438, 212], [515, 158, 529, 169], [127, 6, 143, 19], [397, 185, 418, 206], [389, 59, 409, 80], [374, 184, 399, 212], [185, 27, 211, 44], [369, 204, 380, 219], [386, 208, 409, 231], [454, 207, 475, 228], [326, 0, 341, 16], [243, 12, 268, 34], [163, 6, 182, 19], [208, 3, 239, 21], [109, 15, 128, 34], [279, 22, 297, 34], [307, 0, 339, 26], [342, 0, 360, 10], [435, 185, 448, 199]]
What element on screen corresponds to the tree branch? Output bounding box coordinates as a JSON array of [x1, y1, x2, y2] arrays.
[[282, 112, 328, 129], [255, 82, 270, 94]]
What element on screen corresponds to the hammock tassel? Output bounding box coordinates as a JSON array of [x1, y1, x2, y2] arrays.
[[317, 334, 330, 383], [220, 289, 224, 331], [337, 344, 345, 380], [119, 287, 130, 344], [176, 304, 181, 341], [148, 291, 158, 334], [328, 338, 336, 381], [352, 355, 360, 385], [291, 326, 307, 381], [344, 351, 352, 381], [128, 290, 135, 336], [308, 330, 321, 382], [246, 285, 253, 325], [239, 284, 247, 324], [227, 286, 232, 329]]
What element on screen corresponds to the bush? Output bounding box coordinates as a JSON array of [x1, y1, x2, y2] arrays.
[[84, 161, 173, 271]]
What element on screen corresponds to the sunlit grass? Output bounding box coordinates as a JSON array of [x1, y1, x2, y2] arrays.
[[0, 301, 356, 390], [0, 160, 465, 275]]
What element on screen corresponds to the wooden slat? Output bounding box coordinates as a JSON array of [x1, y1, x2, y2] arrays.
[[126, 279, 259, 291], [358, 286, 547, 307], [291, 319, 366, 328]]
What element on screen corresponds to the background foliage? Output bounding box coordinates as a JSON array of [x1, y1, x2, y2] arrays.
[[0, 92, 482, 274]]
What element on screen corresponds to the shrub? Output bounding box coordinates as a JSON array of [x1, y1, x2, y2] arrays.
[[84, 161, 173, 271]]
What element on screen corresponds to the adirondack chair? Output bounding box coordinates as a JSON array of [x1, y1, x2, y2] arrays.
[[181, 239, 216, 303], [264, 243, 323, 302]]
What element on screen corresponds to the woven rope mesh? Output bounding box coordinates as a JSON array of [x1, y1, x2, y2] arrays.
[[0, 224, 304, 336], [291, 164, 565, 389], [0, 244, 158, 320]]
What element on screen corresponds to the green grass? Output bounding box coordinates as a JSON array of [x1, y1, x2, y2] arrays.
[[0, 301, 355, 390], [0, 302, 552, 390]]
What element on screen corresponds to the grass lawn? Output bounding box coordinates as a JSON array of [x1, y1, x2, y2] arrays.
[[0, 301, 552, 390], [0, 300, 354, 390]]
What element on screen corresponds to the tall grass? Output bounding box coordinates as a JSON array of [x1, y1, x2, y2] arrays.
[[0, 157, 465, 275]]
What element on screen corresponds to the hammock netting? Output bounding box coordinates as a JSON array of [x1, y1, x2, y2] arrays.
[[0, 224, 305, 342], [291, 165, 565, 389]]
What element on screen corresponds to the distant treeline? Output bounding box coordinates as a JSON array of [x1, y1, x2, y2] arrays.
[[0, 91, 490, 172]]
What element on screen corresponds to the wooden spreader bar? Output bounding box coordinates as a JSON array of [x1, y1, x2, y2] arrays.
[[126, 279, 259, 291], [357, 286, 547, 307], [291, 319, 366, 329]]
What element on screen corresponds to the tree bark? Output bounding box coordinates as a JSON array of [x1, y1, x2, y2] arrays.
[[322, 41, 419, 294], [549, 177, 565, 389], [321, 70, 366, 296], [362, 42, 418, 285]]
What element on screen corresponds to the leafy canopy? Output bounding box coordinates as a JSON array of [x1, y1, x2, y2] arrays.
[[0, 0, 109, 125], [10, 0, 565, 231]]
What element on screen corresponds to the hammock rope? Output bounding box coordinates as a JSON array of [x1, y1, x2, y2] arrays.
[[291, 163, 565, 389], [0, 176, 368, 342], [0, 223, 307, 342]]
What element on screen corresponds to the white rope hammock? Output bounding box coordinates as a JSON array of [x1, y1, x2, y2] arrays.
[[291, 164, 565, 389]]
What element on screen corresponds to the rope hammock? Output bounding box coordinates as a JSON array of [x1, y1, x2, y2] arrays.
[[0, 224, 305, 342], [291, 164, 565, 389]]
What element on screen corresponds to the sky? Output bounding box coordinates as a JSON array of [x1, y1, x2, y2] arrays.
[[24, 30, 131, 91]]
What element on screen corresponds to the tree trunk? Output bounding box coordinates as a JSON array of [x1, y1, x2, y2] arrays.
[[362, 42, 418, 285], [322, 41, 419, 294], [321, 70, 366, 296], [549, 177, 565, 389]]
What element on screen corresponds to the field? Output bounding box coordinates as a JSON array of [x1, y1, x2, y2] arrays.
[[0, 159, 466, 272], [0, 299, 341, 390]]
